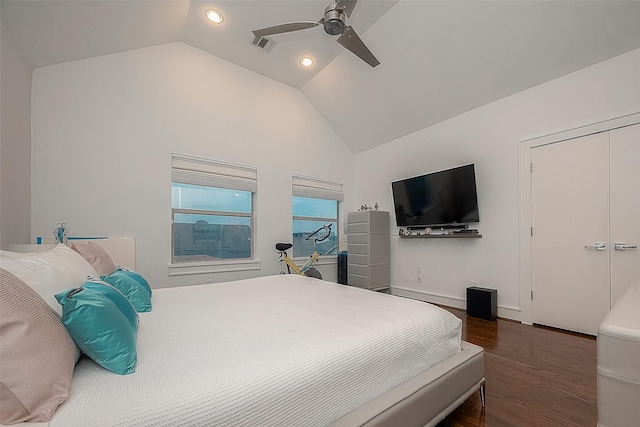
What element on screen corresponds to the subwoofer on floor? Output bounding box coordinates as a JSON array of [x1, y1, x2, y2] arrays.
[[466, 286, 497, 320]]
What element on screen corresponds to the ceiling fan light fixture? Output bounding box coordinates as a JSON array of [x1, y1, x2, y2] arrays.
[[324, 18, 344, 35], [323, 7, 345, 35], [205, 9, 224, 24], [299, 57, 314, 67]]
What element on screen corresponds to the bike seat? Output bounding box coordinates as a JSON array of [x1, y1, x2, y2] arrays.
[[275, 243, 293, 251]]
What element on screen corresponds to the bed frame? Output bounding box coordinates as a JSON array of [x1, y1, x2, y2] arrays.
[[333, 341, 485, 426], [9, 237, 136, 270]]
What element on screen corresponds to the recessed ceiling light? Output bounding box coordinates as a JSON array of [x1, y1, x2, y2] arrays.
[[205, 9, 224, 24], [299, 57, 314, 67]]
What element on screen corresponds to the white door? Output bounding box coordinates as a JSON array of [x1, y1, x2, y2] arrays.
[[531, 132, 610, 335], [610, 124, 640, 305]]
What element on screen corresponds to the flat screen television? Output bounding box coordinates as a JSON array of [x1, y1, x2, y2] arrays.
[[391, 164, 479, 229]]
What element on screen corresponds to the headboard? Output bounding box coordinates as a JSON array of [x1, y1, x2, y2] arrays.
[[9, 237, 136, 270]]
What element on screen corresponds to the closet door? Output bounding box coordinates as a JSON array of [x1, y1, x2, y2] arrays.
[[531, 132, 610, 335], [610, 124, 640, 305]]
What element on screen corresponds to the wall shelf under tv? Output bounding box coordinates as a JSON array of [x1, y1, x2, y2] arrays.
[[399, 233, 482, 239]]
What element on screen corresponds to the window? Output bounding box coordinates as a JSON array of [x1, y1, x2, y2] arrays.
[[171, 154, 256, 266], [291, 175, 343, 258]]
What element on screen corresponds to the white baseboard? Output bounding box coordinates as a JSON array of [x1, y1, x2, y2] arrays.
[[390, 286, 523, 322]]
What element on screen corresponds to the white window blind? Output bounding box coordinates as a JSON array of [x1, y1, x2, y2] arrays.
[[172, 153, 257, 192], [292, 175, 343, 201]]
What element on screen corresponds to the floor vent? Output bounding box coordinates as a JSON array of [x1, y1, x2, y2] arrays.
[[250, 35, 276, 52]]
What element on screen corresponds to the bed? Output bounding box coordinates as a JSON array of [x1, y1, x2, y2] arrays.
[[0, 240, 484, 427], [597, 281, 640, 427]]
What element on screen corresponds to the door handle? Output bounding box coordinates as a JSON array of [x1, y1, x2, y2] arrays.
[[614, 242, 637, 251], [584, 242, 606, 251]]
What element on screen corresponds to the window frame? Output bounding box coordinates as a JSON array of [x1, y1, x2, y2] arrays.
[[168, 154, 260, 276], [291, 175, 343, 261]]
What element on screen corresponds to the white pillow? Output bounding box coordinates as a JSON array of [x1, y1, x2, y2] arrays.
[[0, 244, 98, 315]]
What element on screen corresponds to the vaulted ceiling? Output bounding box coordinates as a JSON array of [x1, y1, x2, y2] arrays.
[[3, 0, 640, 153]]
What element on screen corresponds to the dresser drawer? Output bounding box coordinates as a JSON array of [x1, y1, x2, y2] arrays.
[[347, 264, 390, 289], [348, 253, 370, 266], [347, 211, 389, 233], [348, 273, 369, 288], [347, 263, 369, 277], [348, 233, 370, 245], [348, 243, 369, 255]]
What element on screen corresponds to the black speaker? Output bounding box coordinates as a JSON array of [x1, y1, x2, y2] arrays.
[[466, 286, 497, 320]]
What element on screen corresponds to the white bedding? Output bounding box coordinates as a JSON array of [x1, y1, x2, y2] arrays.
[[50, 275, 462, 426]]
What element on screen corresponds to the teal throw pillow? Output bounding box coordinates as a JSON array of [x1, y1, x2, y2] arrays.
[[114, 266, 152, 296], [101, 270, 152, 312], [55, 280, 139, 375]]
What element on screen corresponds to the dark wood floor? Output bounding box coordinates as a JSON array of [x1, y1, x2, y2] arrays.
[[436, 307, 597, 427]]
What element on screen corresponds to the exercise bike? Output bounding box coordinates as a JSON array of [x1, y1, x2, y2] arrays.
[[276, 223, 332, 280]]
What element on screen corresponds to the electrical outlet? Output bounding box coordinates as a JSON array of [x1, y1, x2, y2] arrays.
[[470, 280, 478, 287], [417, 266, 422, 275]]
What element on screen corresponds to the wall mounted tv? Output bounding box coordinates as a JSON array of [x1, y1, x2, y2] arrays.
[[391, 164, 479, 229]]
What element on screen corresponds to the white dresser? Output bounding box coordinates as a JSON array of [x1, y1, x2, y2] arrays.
[[347, 211, 390, 291]]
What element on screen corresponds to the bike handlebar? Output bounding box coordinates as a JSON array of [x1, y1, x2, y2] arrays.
[[305, 223, 333, 242]]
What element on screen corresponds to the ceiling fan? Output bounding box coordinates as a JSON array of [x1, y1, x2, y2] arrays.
[[252, 0, 380, 67]]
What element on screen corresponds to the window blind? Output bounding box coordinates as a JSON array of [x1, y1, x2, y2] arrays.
[[172, 154, 257, 193], [292, 175, 343, 201]]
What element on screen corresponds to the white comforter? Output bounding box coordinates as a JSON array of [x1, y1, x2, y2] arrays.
[[50, 275, 462, 426]]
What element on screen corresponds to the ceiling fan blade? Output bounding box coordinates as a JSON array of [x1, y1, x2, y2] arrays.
[[253, 21, 319, 38], [337, 0, 358, 18], [336, 26, 380, 67]]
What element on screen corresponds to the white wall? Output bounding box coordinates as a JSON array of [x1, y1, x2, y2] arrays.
[[0, 8, 32, 250], [354, 48, 640, 321], [30, 42, 355, 287], [25, 39, 640, 311]]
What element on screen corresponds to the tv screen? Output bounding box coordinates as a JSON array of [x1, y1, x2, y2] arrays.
[[392, 164, 479, 228]]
